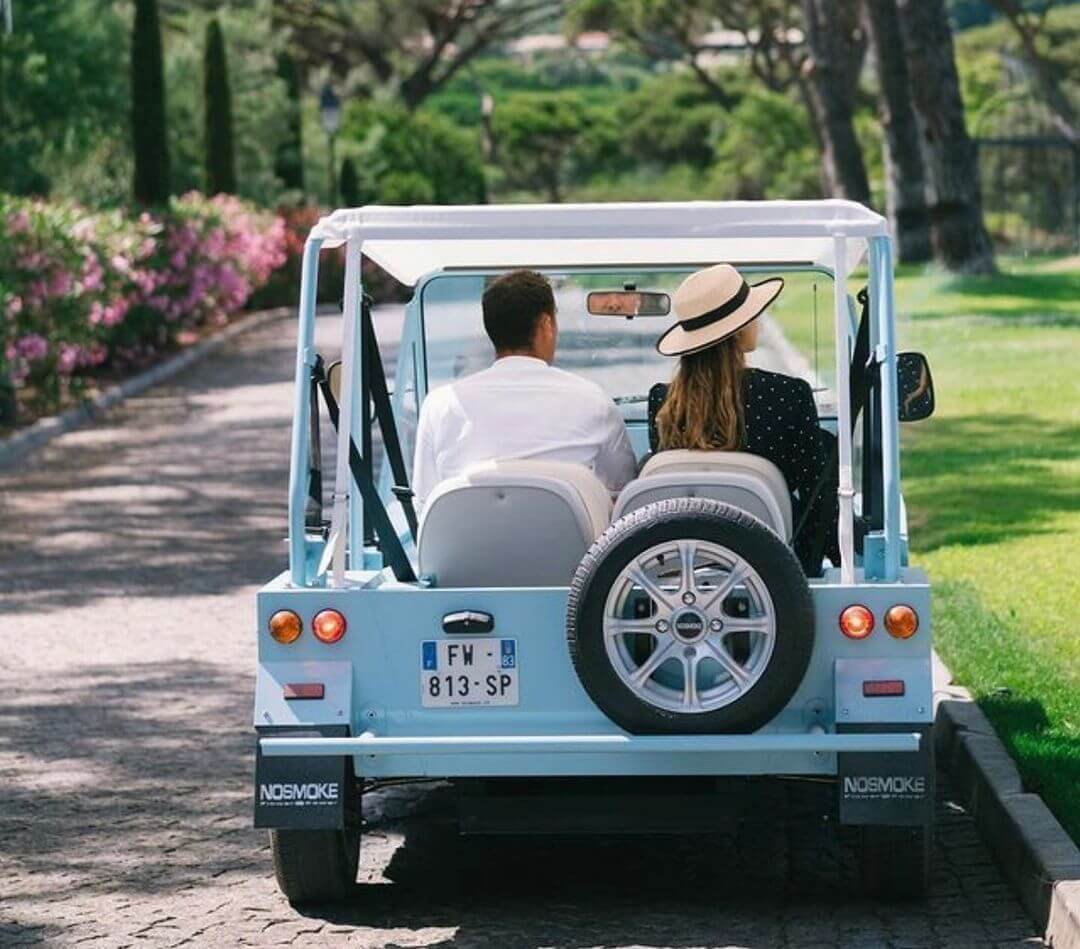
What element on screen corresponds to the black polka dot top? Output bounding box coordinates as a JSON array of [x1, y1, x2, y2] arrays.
[[648, 367, 840, 574]]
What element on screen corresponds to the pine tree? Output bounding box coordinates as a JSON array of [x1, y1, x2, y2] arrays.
[[274, 51, 305, 193], [131, 0, 170, 205], [203, 18, 236, 195]]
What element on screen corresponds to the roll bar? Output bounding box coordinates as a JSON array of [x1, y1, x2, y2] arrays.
[[286, 218, 903, 589]]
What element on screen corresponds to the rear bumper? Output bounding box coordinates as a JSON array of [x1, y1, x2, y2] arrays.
[[259, 729, 922, 758]]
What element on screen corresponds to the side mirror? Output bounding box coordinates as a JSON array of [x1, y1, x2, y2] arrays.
[[897, 351, 935, 422]]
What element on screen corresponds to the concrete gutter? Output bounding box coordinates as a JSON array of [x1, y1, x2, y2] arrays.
[[935, 655, 1080, 948], [0, 306, 290, 468]]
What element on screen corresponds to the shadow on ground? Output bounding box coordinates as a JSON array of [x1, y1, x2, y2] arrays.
[[0, 326, 296, 614], [0, 660, 258, 900]]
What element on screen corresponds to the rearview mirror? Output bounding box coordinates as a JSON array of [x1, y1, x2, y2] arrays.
[[897, 351, 934, 422], [587, 290, 671, 318]]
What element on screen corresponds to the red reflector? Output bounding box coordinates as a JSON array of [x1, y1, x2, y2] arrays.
[[283, 682, 325, 700], [862, 679, 905, 697]]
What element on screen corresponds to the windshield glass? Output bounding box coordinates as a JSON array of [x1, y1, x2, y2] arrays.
[[419, 269, 835, 422]]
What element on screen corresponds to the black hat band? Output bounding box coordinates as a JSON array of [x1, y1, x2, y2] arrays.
[[681, 280, 751, 332]]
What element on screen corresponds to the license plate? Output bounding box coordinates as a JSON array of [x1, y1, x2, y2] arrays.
[[420, 638, 519, 708]]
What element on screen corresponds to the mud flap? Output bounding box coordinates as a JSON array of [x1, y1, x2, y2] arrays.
[[254, 725, 358, 830], [837, 724, 934, 826]]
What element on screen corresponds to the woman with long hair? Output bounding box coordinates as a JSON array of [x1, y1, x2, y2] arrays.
[[650, 264, 839, 574]]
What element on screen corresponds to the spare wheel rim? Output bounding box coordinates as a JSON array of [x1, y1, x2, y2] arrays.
[[601, 539, 777, 714]]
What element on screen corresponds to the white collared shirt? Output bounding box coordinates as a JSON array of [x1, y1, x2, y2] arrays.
[[412, 356, 637, 508]]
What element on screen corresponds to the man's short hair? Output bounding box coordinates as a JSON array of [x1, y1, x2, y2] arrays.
[[482, 269, 555, 352]]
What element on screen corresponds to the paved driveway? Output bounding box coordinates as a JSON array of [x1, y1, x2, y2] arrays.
[[0, 312, 1044, 947]]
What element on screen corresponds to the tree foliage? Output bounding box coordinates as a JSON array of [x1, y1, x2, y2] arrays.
[[0, 1, 130, 198], [569, 0, 807, 106], [204, 18, 237, 195], [568, 0, 870, 201], [491, 91, 590, 201], [342, 104, 486, 204], [132, 0, 171, 205], [982, 0, 1077, 142], [709, 88, 821, 199], [165, 7, 293, 206], [614, 75, 719, 169], [273, 0, 564, 109]]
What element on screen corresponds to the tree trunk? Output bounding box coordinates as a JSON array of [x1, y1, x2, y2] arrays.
[[801, 0, 872, 204], [895, 0, 996, 273], [863, 0, 931, 262]]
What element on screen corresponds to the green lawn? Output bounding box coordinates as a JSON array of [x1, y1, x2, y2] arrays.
[[897, 257, 1079, 843], [774, 255, 1079, 840]]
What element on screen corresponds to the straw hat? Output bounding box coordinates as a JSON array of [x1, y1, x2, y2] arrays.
[[656, 264, 784, 357]]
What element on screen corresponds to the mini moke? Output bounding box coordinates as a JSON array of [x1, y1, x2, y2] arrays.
[[252, 201, 937, 904]]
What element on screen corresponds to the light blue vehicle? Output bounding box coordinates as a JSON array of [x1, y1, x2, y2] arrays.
[[253, 201, 938, 904]]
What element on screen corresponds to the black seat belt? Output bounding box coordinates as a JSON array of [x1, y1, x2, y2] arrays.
[[312, 355, 417, 583], [361, 299, 419, 540], [305, 366, 324, 531]]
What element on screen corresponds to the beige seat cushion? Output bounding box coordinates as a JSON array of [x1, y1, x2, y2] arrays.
[[418, 460, 612, 587], [614, 450, 792, 539]]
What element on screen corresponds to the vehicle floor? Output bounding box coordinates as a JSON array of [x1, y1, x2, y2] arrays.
[[0, 310, 1044, 948]]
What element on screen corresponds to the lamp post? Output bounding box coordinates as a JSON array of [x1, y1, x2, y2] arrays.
[[480, 91, 496, 162], [319, 83, 342, 207]]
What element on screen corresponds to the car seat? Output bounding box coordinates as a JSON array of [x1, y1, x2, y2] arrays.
[[417, 460, 612, 587], [613, 450, 792, 540]]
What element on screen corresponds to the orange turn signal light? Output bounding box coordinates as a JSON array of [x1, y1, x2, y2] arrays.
[[268, 609, 302, 644], [312, 608, 347, 644], [885, 604, 919, 639], [839, 604, 875, 640]]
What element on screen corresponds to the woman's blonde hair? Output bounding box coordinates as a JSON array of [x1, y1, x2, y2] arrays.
[[656, 338, 746, 451]]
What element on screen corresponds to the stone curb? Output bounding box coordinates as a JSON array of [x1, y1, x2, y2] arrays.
[[934, 656, 1080, 948], [0, 307, 291, 469]]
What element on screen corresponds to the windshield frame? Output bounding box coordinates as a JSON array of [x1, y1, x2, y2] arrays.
[[414, 262, 838, 413]]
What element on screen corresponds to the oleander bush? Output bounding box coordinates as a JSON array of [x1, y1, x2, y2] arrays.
[[248, 205, 409, 311], [0, 193, 286, 413]]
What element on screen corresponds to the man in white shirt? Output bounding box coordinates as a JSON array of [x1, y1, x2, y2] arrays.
[[413, 269, 637, 509]]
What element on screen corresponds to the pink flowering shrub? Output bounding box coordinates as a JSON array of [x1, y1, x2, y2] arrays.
[[0, 193, 286, 409]]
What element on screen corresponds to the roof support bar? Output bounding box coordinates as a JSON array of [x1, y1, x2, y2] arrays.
[[287, 237, 323, 587], [832, 235, 856, 584], [872, 236, 903, 580], [328, 238, 363, 587]]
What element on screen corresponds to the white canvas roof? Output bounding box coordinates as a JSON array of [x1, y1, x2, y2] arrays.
[[309, 200, 888, 286]]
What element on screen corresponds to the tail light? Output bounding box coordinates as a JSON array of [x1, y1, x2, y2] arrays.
[[839, 604, 874, 640], [312, 608, 347, 644], [268, 609, 302, 644], [885, 604, 919, 639]]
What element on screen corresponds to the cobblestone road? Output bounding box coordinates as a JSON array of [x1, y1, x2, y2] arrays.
[[0, 313, 1044, 947]]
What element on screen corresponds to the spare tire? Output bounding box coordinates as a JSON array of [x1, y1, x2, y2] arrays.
[[567, 498, 813, 734]]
